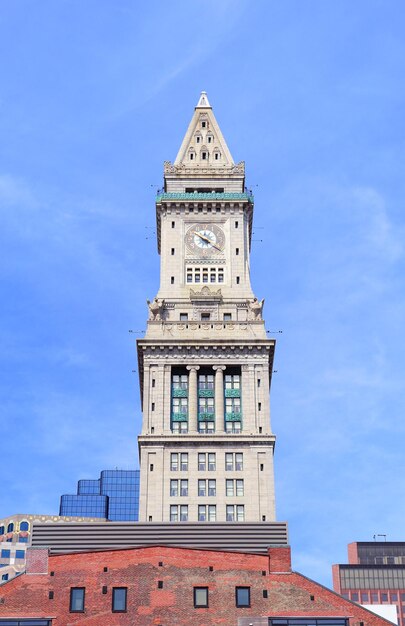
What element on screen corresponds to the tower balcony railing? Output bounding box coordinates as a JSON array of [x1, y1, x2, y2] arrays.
[[171, 413, 188, 422], [225, 412, 242, 422], [172, 388, 188, 398], [198, 412, 215, 421], [156, 191, 254, 203], [225, 389, 241, 398], [198, 389, 214, 398]]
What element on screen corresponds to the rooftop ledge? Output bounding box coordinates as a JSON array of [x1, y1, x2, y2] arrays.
[[156, 192, 254, 203]]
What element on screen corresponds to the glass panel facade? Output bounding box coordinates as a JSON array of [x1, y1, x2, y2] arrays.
[[59, 470, 139, 521]]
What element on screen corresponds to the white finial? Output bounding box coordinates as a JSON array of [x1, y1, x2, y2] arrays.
[[196, 91, 211, 108]]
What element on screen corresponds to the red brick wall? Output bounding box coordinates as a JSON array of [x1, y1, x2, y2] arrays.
[[268, 546, 291, 572], [348, 543, 359, 564], [332, 564, 342, 593], [0, 545, 396, 626], [25, 547, 48, 574]]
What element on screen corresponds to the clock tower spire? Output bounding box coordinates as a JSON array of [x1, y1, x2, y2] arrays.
[[137, 93, 276, 524]]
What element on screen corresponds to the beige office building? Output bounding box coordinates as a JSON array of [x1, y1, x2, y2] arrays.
[[138, 92, 276, 523]]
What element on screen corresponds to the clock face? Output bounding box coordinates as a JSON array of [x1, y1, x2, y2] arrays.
[[185, 223, 225, 256]]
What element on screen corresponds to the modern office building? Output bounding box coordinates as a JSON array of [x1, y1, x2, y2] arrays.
[[333, 542, 405, 625], [137, 91, 276, 523], [59, 469, 139, 521], [0, 513, 105, 584]]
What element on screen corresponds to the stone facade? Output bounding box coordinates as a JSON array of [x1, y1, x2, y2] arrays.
[[137, 93, 276, 523]]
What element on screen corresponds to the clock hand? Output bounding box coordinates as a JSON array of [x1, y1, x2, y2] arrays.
[[192, 231, 222, 251]]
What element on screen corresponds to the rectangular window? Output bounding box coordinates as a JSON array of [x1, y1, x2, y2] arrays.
[[226, 479, 234, 497], [198, 453, 206, 471], [198, 505, 207, 521], [170, 505, 178, 522], [199, 374, 214, 390], [208, 479, 216, 496], [186, 266, 225, 284], [171, 276, 174, 284], [226, 397, 241, 413], [180, 505, 188, 521], [112, 587, 127, 612], [198, 479, 206, 496], [194, 586, 208, 607], [225, 374, 240, 390], [236, 479, 244, 496], [208, 453, 216, 471], [15, 549, 25, 559], [172, 374, 188, 389], [225, 421, 242, 433], [170, 479, 178, 497], [223, 313, 232, 321], [236, 504, 245, 521], [208, 504, 216, 521], [226, 504, 235, 521], [225, 452, 243, 471], [171, 248, 175, 255], [170, 453, 178, 471], [227, 505, 245, 522], [1, 549, 10, 558], [180, 479, 188, 496], [201, 313, 210, 321], [180, 313, 188, 321], [199, 420, 215, 434], [180, 453, 188, 471], [236, 586, 250, 607], [70, 587, 85, 612]]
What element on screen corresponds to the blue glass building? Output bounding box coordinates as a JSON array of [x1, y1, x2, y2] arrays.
[[59, 470, 139, 521]]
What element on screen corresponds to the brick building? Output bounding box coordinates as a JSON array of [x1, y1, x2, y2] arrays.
[[333, 542, 405, 626], [0, 544, 396, 626]]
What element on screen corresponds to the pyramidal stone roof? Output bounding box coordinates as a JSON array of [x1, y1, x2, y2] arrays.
[[174, 91, 235, 167]]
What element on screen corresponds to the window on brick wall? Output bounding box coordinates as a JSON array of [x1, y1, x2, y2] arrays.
[[112, 587, 127, 612], [70, 587, 85, 612], [235, 586, 250, 607], [194, 586, 209, 607]]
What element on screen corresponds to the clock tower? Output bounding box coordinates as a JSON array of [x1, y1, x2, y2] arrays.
[[137, 92, 276, 523]]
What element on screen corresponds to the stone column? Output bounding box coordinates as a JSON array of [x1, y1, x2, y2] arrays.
[[213, 366, 226, 433], [186, 365, 200, 433]]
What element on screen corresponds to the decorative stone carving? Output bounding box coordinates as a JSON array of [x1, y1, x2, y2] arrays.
[[147, 298, 165, 320], [247, 297, 264, 320], [189, 286, 222, 303]]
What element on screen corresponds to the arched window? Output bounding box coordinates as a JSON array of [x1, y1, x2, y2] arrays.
[[0, 526, 4, 535], [206, 133, 214, 144], [214, 150, 221, 161], [188, 149, 196, 161], [7, 522, 14, 533], [200, 149, 209, 162], [19, 521, 29, 531]]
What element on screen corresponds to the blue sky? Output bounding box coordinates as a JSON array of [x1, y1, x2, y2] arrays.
[[1, 0, 405, 588]]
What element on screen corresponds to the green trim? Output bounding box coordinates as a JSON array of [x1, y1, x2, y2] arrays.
[[198, 389, 214, 398], [172, 414, 188, 422], [198, 412, 215, 421], [156, 192, 254, 203], [225, 412, 242, 422], [172, 388, 188, 397], [225, 388, 240, 398]]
